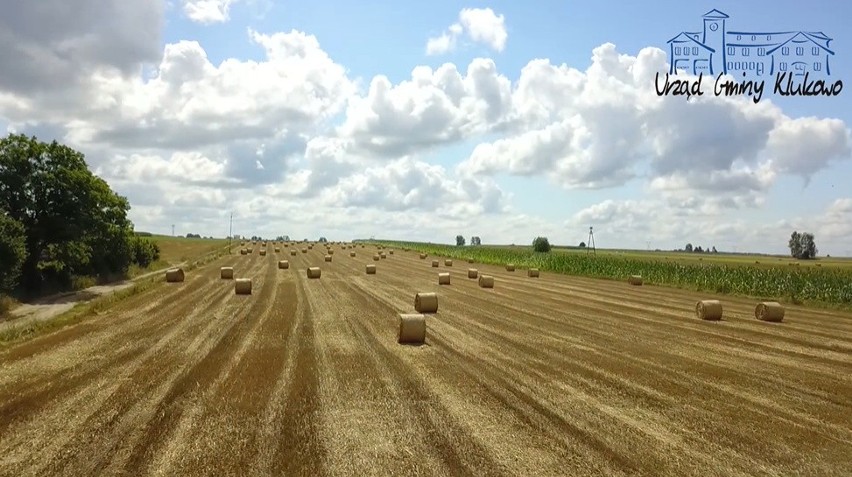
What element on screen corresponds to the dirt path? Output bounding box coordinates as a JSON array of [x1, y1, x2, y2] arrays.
[[0, 247, 234, 334], [0, 245, 850, 476]]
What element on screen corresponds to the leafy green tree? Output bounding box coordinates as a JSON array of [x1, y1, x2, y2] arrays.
[[0, 134, 148, 290], [319, 237, 328, 243], [789, 231, 817, 259], [684, 243, 693, 253], [532, 236, 551, 253], [0, 213, 27, 291], [456, 235, 465, 246]]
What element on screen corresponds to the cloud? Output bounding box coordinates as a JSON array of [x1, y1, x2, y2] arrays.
[[1, 0, 849, 252], [0, 0, 163, 96], [182, 0, 240, 24], [426, 8, 507, 55]]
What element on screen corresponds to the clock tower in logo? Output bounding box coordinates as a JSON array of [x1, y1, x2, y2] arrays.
[[702, 9, 728, 75]]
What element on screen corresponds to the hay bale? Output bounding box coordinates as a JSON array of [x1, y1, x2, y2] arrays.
[[350, 251, 356, 257], [398, 314, 426, 344], [444, 259, 453, 266], [274, 247, 280, 253], [260, 249, 267, 256], [241, 241, 245, 246], [478, 275, 494, 288], [419, 253, 427, 259], [165, 268, 185, 282], [467, 268, 478, 279], [628, 275, 643, 286], [328, 250, 334, 255], [234, 278, 252, 295], [389, 250, 394, 255], [324, 255, 332, 262], [414, 292, 438, 313], [247, 248, 254, 253], [240, 249, 247, 255], [528, 268, 540, 278], [755, 302, 785, 322], [506, 264, 515, 272], [695, 300, 723, 321], [220, 267, 234, 279], [373, 254, 380, 261], [307, 267, 322, 279], [366, 264, 377, 274], [431, 260, 439, 267], [278, 260, 289, 269], [467, 258, 474, 264], [438, 272, 451, 285], [290, 250, 297, 256], [301, 248, 308, 254]]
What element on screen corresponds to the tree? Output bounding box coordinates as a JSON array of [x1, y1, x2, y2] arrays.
[[318, 237, 328, 243], [0, 213, 27, 292], [456, 235, 466, 246], [470, 236, 481, 246], [532, 236, 551, 253], [788, 231, 817, 259], [0, 134, 155, 291], [684, 243, 693, 253], [695, 246, 703, 253], [579, 242, 586, 248]]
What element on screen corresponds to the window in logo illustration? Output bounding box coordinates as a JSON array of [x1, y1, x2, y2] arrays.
[[709, 22, 718, 31], [792, 61, 807, 76]]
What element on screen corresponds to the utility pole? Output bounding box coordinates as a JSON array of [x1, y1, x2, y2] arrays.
[[171, 224, 175, 237], [229, 212, 233, 254], [587, 226, 596, 255]]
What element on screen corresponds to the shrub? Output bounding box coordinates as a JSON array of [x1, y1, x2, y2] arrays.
[[532, 236, 551, 253], [130, 236, 161, 268]]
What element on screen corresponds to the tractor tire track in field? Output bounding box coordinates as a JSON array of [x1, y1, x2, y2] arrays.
[[0, 245, 851, 476]]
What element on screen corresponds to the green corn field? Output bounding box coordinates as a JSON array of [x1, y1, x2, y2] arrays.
[[373, 241, 852, 308]]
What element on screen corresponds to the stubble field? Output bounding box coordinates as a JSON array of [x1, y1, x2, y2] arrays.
[[0, 243, 850, 476]]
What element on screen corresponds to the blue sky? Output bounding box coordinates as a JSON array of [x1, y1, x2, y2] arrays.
[[2, 1, 850, 254]]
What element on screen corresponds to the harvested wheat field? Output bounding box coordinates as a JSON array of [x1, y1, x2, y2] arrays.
[[0, 246, 850, 477]]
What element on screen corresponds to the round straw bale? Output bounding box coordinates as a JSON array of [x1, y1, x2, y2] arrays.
[[438, 272, 451, 285], [307, 267, 322, 279], [628, 275, 643, 286], [165, 268, 185, 282], [301, 248, 307, 253], [478, 275, 494, 288], [444, 259, 453, 266], [260, 249, 267, 256], [695, 300, 723, 321], [467, 258, 474, 263], [419, 253, 427, 259], [234, 278, 252, 295], [350, 251, 356, 257], [389, 250, 394, 255], [373, 254, 380, 261], [467, 268, 478, 278], [274, 247, 280, 253], [220, 267, 234, 279], [328, 250, 334, 255], [506, 264, 515, 272], [528, 268, 540, 278], [754, 302, 785, 322], [414, 292, 438, 313], [431, 260, 439, 267], [290, 250, 297, 256], [241, 241, 245, 246], [240, 249, 247, 255], [278, 260, 289, 269], [398, 314, 426, 344], [247, 248, 254, 253], [324, 255, 332, 262], [366, 264, 377, 274]]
